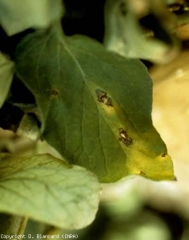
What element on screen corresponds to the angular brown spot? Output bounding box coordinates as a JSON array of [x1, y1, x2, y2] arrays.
[[119, 128, 133, 146], [139, 170, 146, 176], [161, 153, 166, 157], [96, 89, 113, 106], [51, 89, 59, 96]]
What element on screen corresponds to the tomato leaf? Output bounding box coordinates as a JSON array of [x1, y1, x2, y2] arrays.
[[0, 154, 100, 229], [15, 25, 174, 182]]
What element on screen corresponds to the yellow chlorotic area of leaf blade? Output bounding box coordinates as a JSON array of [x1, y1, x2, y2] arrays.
[[0, 154, 100, 229], [14, 25, 174, 182], [86, 81, 174, 181], [125, 150, 174, 181]]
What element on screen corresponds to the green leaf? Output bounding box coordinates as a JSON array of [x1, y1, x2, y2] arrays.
[[0, 52, 14, 107], [0, 154, 100, 229], [0, 0, 64, 36], [15, 25, 174, 182]]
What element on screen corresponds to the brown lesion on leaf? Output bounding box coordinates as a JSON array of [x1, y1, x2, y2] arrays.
[[174, 176, 177, 181], [96, 89, 113, 107], [119, 1, 127, 16], [139, 170, 146, 176], [161, 153, 166, 157], [51, 89, 59, 96], [119, 128, 133, 146]]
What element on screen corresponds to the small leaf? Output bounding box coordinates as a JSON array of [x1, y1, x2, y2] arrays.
[[0, 154, 100, 229], [0, 0, 64, 36], [0, 52, 14, 107], [15, 25, 174, 182]]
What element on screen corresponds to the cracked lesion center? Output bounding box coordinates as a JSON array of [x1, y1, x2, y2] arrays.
[[119, 128, 133, 146], [96, 89, 113, 106]]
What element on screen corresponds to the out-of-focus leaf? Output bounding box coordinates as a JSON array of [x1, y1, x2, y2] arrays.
[[103, 210, 170, 240], [0, 128, 35, 154], [0, 53, 14, 107], [0, 0, 64, 36], [0, 154, 100, 229], [104, 0, 179, 63], [15, 25, 174, 182]]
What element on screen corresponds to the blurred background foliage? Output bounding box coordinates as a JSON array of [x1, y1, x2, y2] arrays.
[[1, 0, 189, 239]]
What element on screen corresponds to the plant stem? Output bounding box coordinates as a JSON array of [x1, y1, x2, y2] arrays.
[[0, 213, 28, 237], [18, 216, 28, 234]]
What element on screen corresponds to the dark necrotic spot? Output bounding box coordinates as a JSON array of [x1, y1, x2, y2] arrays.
[[95, 89, 113, 106], [119, 128, 133, 146], [51, 89, 59, 96], [139, 170, 146, 176], [161, 153, 166, 157], [120, 1, 127, 16]]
